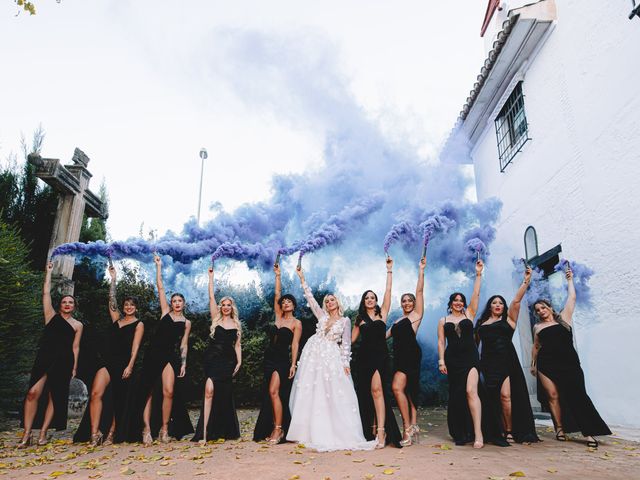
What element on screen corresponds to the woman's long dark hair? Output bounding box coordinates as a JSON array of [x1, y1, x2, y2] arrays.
[[356, 290, 381, 326], [476, 295, 508, 328]]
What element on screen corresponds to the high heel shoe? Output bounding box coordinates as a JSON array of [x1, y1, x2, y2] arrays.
[[103, 431, 114, 446], [90, 431, 104, 447], [268, 426, 284, 445], [36, 435, 48, 446], [586, 437, 599, 449], [17, 432, 33, 449], [159, 427, 170, 444], [142, 429, 153, 447], [399, 426, 413, 447], [375, 427, 386, 449], [410, 424, 420, 444], [555, 427, 567, 442]]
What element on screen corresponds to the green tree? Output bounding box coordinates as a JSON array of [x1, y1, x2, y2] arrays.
[[0, 220, 42, 415], [0, 126, 58, 269]]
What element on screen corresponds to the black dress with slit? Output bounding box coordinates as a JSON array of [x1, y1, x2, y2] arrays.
[[355, 319, 402, 447], [477, 319, 539, 443], [390, 317, 422, 407], [128, 314, 193, 441], [253, 325, 294, 442], [192, 326, 240, 441], [74, 320, 141, 443], [444, 318, 507, 446], [23, 314, 76, 431], [536, 323, 610, 437]]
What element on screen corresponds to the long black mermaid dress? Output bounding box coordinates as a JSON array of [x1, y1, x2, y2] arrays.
[[477, 319, 539, 443], [355, 319, 402, 447], [129, 314, 193, 441], [536, 324, 610, 437], [192, 326, 240, 441], [444, 319, 508, 446], [74, 320, 141, 443], [253, 325, 294, 442], [23, 314, 75, 431], [390, 317, 422, 408]]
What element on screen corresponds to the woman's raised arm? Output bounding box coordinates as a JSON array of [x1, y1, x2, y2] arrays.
[[43, 261, 56, 323], [155, 255, 170, 316], [466, 259, 484, 319], [108, 265, 121, 323], [208, 266, 219, 321], [507, 266, 531, 328]]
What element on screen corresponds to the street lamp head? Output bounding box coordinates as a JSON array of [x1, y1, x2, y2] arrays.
[[199, 148, 208, 160]]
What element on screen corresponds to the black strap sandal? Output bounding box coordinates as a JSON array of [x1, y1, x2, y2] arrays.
[[555, 428, 567, 441], [586, 437, 599, 449]]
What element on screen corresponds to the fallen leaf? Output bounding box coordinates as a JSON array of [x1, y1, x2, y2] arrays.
[[364, 475, 374, 480], [373, 463, 385, 467], [156, 471, 173, 476], [120, 467, 135, 475], [289, 476, 300, 480], [382, 469, 394, 475], [509, 472, 526, 477], [353, 459, 365, 463], [546, 468, 557, 473], [49, 472, 66, 478]]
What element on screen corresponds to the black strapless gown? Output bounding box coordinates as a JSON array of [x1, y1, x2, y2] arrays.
[[444, 319, 507, 446], [128, 314, 193, 441], [192, 326, 240, 441], [536, 324, 610, 436], [74, 320, 141, 443], [390, 317, 422, 407], [253, 325, 294, 442], [355, 319, 402, 447], [477, 319, 539, 443], [23, 314, 75, 430]]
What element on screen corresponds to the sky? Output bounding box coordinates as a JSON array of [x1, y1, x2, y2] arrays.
[[0, 0, 492, 314]]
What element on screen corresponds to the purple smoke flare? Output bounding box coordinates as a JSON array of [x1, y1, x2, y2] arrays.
[[383, 221, 417, 253]]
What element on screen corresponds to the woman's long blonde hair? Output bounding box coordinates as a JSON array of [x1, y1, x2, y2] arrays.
[[322, 293, 344, 317], [210, 296, 242, 338]]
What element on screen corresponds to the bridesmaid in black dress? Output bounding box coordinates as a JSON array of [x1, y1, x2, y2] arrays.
[[531, 265, 610, 448], [475, 265, 539, 444], [253, 263, 302, 444], [18, 261, 84, 448], [74, 264, 144, 445], [437, 259, 508, 448], [353, 256, 402, 449], [388, 256, 426, 447], [192, 265, 242, 442], [131, 254, 193, 445]]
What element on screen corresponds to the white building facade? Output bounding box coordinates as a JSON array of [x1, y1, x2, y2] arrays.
[[446, 0, 640, 428]]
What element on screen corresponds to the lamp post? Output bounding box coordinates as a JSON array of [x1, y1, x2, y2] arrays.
[[197, 148, 208, 225]]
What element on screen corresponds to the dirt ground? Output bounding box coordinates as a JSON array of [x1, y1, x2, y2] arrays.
[[1, 408, 638, 480]]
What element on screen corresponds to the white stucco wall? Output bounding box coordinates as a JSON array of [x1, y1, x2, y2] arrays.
[[470, 0, 640, 427]]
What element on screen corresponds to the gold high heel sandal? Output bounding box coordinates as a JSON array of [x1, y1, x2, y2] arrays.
[[90, 431, 104, 447], [399, 426, 413, 447], [142, 429, 153, 446], [410, 424, 420, 444], [268, 425, 284, 445], [36, 435, 48, 446], [159, 427, 170, 444], [375, 427, 386, 449], [17, 432, 33, 449], [103, 431, 114, 446]]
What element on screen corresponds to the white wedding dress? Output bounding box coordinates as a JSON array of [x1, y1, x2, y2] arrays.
[[287, 283, 376, 452]]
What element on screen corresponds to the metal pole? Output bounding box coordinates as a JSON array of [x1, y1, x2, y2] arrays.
[[197, 148, 208, 225]]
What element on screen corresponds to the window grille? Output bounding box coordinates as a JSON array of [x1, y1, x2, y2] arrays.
[[495, 82, 530, 172]]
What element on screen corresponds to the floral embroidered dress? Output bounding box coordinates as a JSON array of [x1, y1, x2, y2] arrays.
[[287, 283, 376, 452]]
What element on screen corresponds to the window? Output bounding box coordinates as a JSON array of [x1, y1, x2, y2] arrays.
[[524, 226, 538, 261], [495, 82, 530, 172]]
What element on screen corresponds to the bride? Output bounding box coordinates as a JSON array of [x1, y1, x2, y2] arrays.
[[287, 265, 376, 452]]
